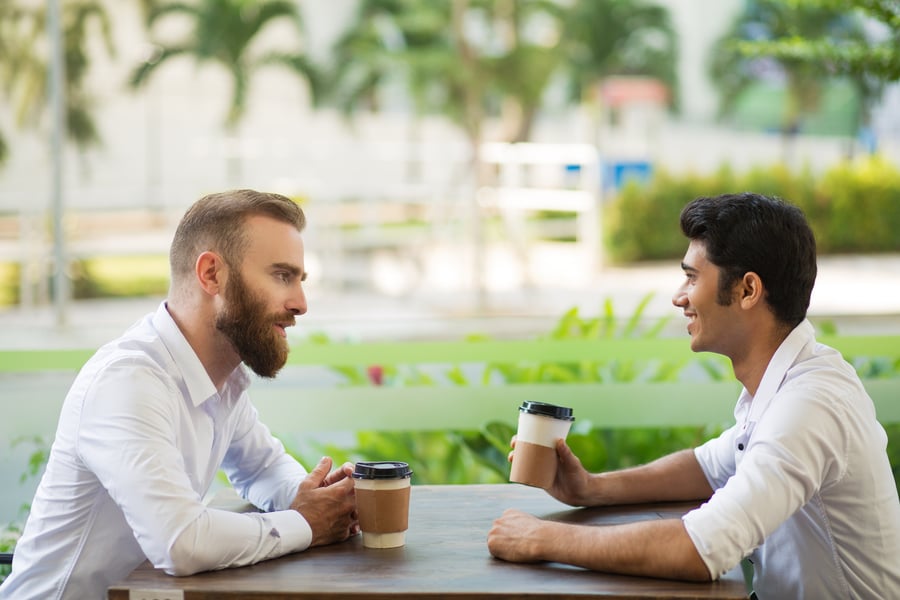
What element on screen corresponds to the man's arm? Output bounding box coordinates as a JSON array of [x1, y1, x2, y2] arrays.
[[488, 511, 711, 581], [489, 442, 714, 580], [546, 441, 713, 507]]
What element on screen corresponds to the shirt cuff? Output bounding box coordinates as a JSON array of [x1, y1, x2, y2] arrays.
[[266, 509, 313, 553]]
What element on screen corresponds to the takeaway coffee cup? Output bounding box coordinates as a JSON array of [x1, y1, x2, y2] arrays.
[[509, 401, 575, 489], [352, 461, 413, 548]]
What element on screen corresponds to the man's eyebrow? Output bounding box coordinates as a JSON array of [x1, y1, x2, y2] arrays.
[[272, 262, 306, 279], [681, 262, 697, 272]]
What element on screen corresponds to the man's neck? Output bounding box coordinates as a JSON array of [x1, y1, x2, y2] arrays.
[[732, 323, 793, 397], [165, 299, 241, 391]]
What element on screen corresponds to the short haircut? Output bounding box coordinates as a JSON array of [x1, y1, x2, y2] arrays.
[[679, 192, 817, 326], [169, 189, 306, 281]]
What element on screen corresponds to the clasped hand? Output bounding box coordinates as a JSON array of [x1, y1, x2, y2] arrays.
[[290, 456, 359, 547]]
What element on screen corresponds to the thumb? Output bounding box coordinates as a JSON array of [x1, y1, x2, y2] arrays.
[[556, 438, 578, 466], [300, 456, 333, 490]]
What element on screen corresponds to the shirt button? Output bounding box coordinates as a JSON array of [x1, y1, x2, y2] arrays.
[[737, 443, 745, 451]]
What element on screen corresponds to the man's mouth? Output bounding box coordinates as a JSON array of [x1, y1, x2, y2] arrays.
[[274, 320, 295, 337]]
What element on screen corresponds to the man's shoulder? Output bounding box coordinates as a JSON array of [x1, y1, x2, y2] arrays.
[[80, 312, 174, 377]]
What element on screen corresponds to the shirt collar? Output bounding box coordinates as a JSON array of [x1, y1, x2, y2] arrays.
[[152, 301, 250, 407], [746, 319, 816, 422]]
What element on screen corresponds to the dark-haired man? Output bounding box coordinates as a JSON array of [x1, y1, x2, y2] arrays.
[[1, 190, 359, 600], [488, 192, 900, 598]]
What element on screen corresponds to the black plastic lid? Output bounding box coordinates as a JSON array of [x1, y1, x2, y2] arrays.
[[518, 401, 575, 421], [352, 461, 413, 480]]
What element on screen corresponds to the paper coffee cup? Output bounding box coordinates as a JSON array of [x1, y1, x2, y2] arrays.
[[352, 461, 413, 548], [509, 401, 574, 489]]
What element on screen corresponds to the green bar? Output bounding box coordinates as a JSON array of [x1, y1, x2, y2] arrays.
[[1, 335, 899, 372], [252, 379, 897, 432], [0, 349, 93, 372], [284, 338, 699, 366], [251, 381, 744, 432]]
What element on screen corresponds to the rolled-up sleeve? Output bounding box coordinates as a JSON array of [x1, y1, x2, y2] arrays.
[[682, 386, 848, 579]]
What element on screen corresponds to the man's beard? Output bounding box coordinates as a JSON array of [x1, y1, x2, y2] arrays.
[[215, 270, 293, 378]]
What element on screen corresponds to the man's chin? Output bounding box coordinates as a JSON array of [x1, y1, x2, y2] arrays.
[[245, 360, 286, 379]]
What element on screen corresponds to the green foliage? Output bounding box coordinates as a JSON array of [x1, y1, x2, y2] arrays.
[[296, 297, 719, 483], [734, 0, 900, 83], [604, 156, 900, 263], [887, 424, 900, 498], [69, 255, 170, 300], [0, 262, 19, 307], [132, 0, 317, 131], [0, 436, 49, 583], [709, 0, 882, 134], [813, 156, 900, 253], [0, 0, 115, 161], [328, 0, 678, 144], [563, 0, 679, 108]]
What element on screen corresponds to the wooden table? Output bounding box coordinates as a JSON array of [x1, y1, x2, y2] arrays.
[[108, 484, 748, 599]]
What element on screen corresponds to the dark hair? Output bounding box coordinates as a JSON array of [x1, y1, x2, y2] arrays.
[[679, 192, 817, 326], [170, 189, 306, 279]]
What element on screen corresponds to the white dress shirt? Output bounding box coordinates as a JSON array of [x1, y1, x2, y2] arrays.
[[0, 302, 312, 600], [682, 320, 900, 598]]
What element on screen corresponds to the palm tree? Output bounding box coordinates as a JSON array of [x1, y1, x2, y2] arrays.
[[130, 0, 321, 183], [0, 0, 115, 167], [561, 0, 678, 108], [329, 0, 571, 144], [731, 0, 900, 83], [709, 0, 880, 148]]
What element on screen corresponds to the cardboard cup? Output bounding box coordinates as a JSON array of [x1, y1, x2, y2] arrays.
[[352, 461, 413, 548], [509, 401, 574, 489]]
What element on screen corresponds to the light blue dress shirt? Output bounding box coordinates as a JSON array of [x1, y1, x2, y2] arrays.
[[0, 302, 311, 600], [682, 320, 900, 598]]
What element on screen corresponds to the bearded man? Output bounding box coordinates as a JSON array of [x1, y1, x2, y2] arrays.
[[1, 190, 359, 600]]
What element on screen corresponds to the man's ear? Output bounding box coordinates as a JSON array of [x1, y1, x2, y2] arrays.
[[195, 251, 226, 296], [739, 271, 764, 309]]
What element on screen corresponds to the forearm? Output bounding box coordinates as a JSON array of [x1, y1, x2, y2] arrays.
[[165, 508, 311, 575], [536, 518, 711, 581], [588, 449, 713, 506]]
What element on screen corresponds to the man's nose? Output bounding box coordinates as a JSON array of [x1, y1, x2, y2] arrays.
[[672, 284, 687, 308], [288, 284, 307, 316]]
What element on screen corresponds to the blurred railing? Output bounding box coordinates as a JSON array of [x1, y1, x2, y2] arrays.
[[1, 336, 898, 437]]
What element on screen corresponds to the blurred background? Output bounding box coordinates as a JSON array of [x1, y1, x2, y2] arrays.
[[0, 0, 898, 337], [1, 0, 899, 566]]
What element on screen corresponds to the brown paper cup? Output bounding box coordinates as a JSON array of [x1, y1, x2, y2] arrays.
[[352, 461, 413, 548], [509, 401, 574, 489]]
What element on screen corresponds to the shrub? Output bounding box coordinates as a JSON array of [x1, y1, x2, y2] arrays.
[[604, 155, 900, 263]]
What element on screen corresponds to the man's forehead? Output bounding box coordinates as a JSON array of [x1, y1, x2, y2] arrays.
[[682, 240, 710, 269]]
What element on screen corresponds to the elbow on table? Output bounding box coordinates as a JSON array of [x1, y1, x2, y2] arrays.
[[162, 550, 207, 577], [162, 537, 221, 577], [681, 563, 715, 583]]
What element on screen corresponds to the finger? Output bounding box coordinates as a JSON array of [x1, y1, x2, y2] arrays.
[[301, 456, 332, 490], [323, 461, 356, 487], [556, 438, 576, 464], [507, 436, 518, 463]]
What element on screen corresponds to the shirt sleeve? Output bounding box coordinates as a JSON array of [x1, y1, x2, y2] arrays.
[[76, 359, 313, 576], [219, 393, 308, 513], [693, 424, 739, 490], [683, 382, 849, 578]]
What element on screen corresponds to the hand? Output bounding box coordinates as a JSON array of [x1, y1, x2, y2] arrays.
[[321, 461, 355, 487], [487, 509, 548, 563], [508, 437, 595, 507], [290, 457, 359, 547]]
